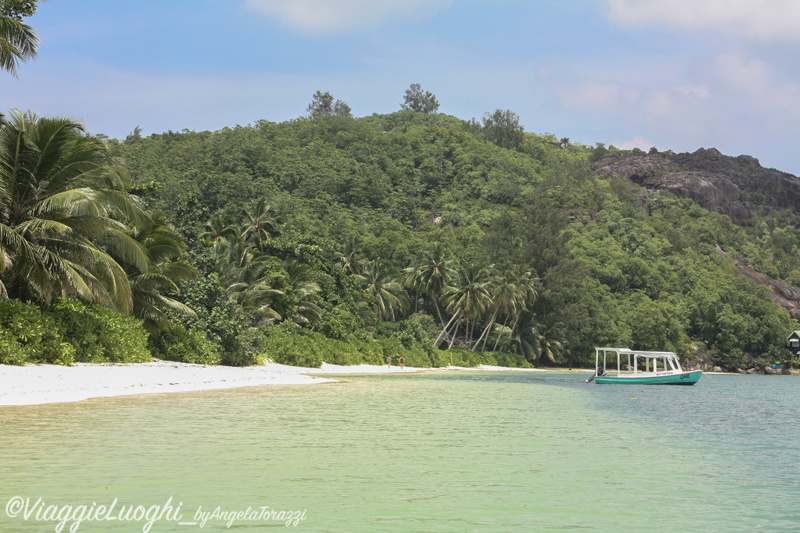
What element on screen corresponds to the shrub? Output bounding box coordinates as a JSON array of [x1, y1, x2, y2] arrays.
[[0, 299, 75, 365], [150, 323, 220, 365], [51, 299, 150, 363], [0, 327, 29, 365], [261, 323, 323, 367]]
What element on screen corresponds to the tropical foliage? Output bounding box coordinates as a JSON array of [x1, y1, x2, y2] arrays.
[[0, 8, 37, 77], [0, 111, 148, 311], [1, 91, 799, 370], [105, 104, 798, 370]]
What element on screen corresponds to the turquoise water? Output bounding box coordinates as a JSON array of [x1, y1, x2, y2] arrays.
[[1, 372, 799, 532]]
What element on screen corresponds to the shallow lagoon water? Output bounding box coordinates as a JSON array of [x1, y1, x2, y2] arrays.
[[1, 372, 798, 532]]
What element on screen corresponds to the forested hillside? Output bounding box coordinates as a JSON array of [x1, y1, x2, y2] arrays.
[[108, 102, 799, 370], [2, 100, 799, 370]]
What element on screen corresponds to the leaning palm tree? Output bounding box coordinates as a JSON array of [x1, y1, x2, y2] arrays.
[[473, 268, 523, 352], [492, 266, 538, 351], [356, 259, 408, 333], [508, 266, 539, 332], [438, 264, 491, 349], [0, 15, 38, 77], [0, 110, 149, 312]]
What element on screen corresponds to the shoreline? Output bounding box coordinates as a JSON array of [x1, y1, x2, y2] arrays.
[[0, 361, 555, 407]]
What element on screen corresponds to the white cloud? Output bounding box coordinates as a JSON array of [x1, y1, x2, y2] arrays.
[[554, 48, 800, 168], [243, 0, 452, 34], [604, 0, 800, 42], [695, 53, 800, 119], [613, 135, 654, 151], [559, 81, 638, 113]]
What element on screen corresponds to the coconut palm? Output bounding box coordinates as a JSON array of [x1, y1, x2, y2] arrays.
[[0, 15, 38, 77], [509, 267, 539, 331], [357, 259, 407, 333], [283, 258, 322, 326], [126, 214, 197, 333], [402, 263, 424, 313], [507, 315, 564, 365], [212, 237, 283, 323], [438, 264, 491, 349], [240, 197, 278, 252], [492, 266, 538, 351], [0, 110, 148, 312], [416, 244, 455, 328], [200, 212, 238, 243], [473, 268, 525, 352], [339, 235, 363, 276]]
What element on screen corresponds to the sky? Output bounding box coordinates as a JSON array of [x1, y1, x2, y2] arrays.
[[5, 0, 800, 175]]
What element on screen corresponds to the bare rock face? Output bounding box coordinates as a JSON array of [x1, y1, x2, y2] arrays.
[[734, 261, 800, 321], [593, 148, 800, 225], [714, 246, 800, 321]]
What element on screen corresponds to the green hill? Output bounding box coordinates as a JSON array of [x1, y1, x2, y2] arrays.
[[1, 108, 797, 371], [105, 110, 799, 370]]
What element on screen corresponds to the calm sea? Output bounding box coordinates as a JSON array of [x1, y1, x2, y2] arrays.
[[1, 372, 799, 532]]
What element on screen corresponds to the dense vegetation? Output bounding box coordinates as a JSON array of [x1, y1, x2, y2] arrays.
[[1, 87, 799, 370]]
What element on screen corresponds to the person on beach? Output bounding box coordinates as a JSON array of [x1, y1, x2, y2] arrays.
[[399, 355, 405, 370], [387, 355, 392, 369]]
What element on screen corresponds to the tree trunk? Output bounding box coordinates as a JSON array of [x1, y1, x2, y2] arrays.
[[492, 313, 512, 351], [435, 309, 461, 346], [434, 299, 446, 328], [448, 318, 461, 350], [475, 307, 500, 352], [509, 312, 521, 338]]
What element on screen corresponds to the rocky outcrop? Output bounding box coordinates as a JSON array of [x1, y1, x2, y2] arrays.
[[593, 148, 800, 224], [733, 261, 800, 321], [715, 246, 800, 321]]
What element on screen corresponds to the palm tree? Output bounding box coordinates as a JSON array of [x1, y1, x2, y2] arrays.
[[212, 237, 283, 323], [438, 264, 491, 349], [0, 110, 148, 312], [240, 197, 278, 251], [127, 214, 197, 333], [508, 315, 564, 365], [402, 263, 424, 313], [492, 266, 538, 351], [283, 258, 322, 326], [200, 212, 238, 243], [339, 235, 363, 276], [357, 259, 407, 333], [0, 15, 38, 77], [473, 268, 523, 352], [416, 244, 455, 328]]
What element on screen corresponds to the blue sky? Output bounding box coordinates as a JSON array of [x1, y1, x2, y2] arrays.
[[5, 0, 800, 175]]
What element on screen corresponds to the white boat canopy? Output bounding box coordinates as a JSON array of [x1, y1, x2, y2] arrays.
[[595, 347, 685, 375]]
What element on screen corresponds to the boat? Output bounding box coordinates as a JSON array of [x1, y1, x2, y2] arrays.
[[587, 347, 702, 385]]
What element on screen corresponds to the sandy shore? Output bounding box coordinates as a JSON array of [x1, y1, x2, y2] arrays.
[[0, 361, 547, 406]]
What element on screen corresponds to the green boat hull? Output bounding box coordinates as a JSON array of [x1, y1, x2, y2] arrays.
[[594, 370, 702, 385]]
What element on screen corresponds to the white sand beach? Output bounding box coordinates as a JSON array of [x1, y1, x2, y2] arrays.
[[0, 361, 546, 406]]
